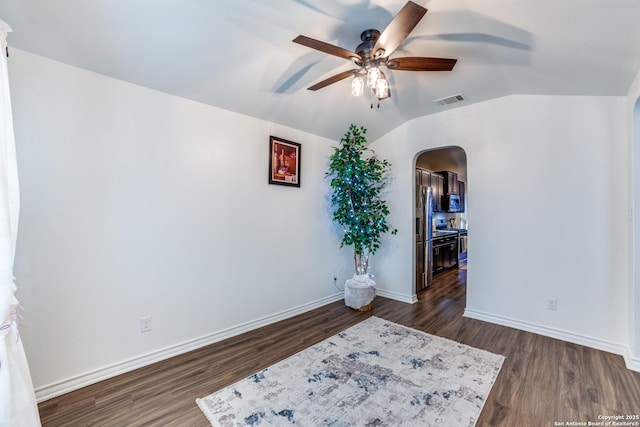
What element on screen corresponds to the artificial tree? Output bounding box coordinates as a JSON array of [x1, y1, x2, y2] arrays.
[[327, 124, 397, 278]]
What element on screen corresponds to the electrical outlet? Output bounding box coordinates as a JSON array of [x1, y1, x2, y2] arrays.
[[140, 316, 152, 333], [547, 298, 558, 311]]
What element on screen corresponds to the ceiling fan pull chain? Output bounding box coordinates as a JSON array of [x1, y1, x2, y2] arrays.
[[368, 84, 373, 109]]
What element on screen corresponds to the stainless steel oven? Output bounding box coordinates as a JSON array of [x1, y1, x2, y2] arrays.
[[458, 230, 467, 263]]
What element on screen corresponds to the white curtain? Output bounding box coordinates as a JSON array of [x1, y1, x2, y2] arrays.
[[0, 20, 42, 427]]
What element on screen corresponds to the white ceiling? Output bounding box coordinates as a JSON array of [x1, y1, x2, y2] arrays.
[[1, 0, 640, 141]]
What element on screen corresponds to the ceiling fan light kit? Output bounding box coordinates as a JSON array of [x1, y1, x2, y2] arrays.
[[351, 74, 365, 97], [293, 1, 457, 106], [366, 65, 381, 89], [375, 71, 390, 100]]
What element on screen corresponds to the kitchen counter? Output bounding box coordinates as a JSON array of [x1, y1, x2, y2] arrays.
[[432, 228, 468, 274], [434, 229, 467, 237]]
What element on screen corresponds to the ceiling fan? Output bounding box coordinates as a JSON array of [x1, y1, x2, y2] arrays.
[[292, 1, 457, 104]]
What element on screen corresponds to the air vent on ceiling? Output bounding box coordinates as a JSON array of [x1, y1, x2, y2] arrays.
[[434, 93, 465, 106]]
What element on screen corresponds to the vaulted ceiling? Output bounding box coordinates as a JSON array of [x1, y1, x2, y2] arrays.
[[2, 0, 640, 141]]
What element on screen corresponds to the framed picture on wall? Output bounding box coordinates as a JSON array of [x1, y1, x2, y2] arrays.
[[269, 136, 301, 187]]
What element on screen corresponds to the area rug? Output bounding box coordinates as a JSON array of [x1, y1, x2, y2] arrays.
[[196, 316, 504, 426]]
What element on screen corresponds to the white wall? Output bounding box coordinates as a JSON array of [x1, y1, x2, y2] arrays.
[[627, 67, 640, 368], [8, 49, 354, 399], [370, 95, 631, 360]]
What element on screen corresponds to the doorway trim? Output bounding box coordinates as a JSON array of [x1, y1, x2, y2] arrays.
[[413, 146, 468, 297]]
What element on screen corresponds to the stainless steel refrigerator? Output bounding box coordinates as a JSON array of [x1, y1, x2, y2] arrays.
[[416, 186, 433, 292]]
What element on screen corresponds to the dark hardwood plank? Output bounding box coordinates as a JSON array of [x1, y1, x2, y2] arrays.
[[38, 267, 640, 426]]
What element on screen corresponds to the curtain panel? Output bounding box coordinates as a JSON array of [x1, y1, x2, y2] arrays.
[[0, 19, 41, 427]]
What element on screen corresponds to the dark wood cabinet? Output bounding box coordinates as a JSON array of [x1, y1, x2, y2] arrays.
[[417, 168, 461, 212], [432, 234, 458, 276], [420, 170, 431, 187], [416, 168, 443, 211], [458, 181, 466, 213], [416, 169, 432, 187], [433, 242, 458, 275], [432, 174, 444, 211], [437, 171, 458, 195], [446, 242, 458, 268], [433, 245, 446, 275]]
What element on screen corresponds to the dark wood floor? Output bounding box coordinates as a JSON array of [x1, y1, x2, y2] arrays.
[[38, 267, 640, 426]]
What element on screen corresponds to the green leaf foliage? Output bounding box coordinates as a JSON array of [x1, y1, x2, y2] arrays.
[[326, 124, 397, 257]]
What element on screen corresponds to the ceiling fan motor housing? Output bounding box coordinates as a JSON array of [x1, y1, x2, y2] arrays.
[[355, 29, 384, 67]]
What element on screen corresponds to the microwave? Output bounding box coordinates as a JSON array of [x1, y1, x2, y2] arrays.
[[443, 194, 461, 212]]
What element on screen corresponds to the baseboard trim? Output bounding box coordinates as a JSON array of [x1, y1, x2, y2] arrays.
[[463, 308, 638, 372], [376, 288, 417, 304], [35, 293, 344, 402], [625, 350, 640, 372]]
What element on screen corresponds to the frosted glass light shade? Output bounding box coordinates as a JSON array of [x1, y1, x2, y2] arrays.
[[366, 67, 380, 88], [351, 76, 364, 96], [375, 73, 390, 99]]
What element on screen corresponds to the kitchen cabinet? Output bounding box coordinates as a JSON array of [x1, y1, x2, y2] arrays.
[[420, 170, 431, 187], [458, 181, 466, 212], [433, 242, 458, 274], [432, 233, 458, 276], [446, 241, 458, 268], [431, 174, 444, 211], [416, 167, 445, 211], [416, 168, 442, 211], [433, 245, 445, 275], [437, 171, 458, 195], [415, 169, 431, 187]]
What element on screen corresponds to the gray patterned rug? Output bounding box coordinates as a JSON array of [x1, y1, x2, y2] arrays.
[[196, 316, 504, 426]]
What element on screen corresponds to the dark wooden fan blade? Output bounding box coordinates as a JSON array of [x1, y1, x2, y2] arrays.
[[387, 57, 457, 71], [373, 1, 427, 59], [307, 70, 355, 91], [293, 35, 361, 62]]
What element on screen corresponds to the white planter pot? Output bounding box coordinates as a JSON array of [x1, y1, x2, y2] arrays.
[[344, 274, 376, 311]]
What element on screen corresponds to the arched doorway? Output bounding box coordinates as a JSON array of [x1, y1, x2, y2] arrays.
[[414, 147, 468, 294]]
